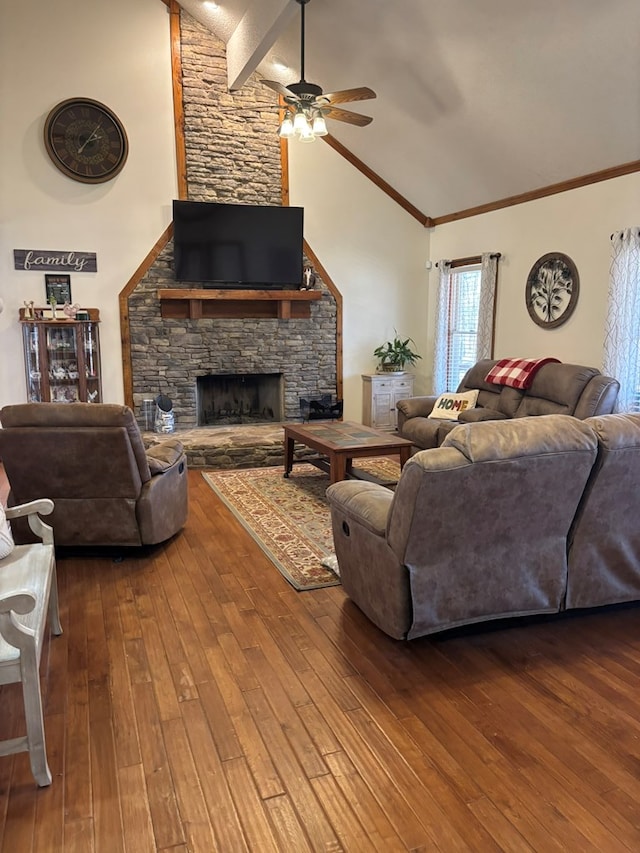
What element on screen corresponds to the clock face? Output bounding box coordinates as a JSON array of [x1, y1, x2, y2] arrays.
[[44, 97, 128, 184]]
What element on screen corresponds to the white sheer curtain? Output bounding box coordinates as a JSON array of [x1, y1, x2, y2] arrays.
[[432, 260, 451, 393], [432, 254, 498, 394], [602, 227, 640, 412], [477, 252, 499, 359]]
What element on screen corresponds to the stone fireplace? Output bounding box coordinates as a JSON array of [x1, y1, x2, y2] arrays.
[[128, 245, 337, 429], [123, 11, 340, 430]]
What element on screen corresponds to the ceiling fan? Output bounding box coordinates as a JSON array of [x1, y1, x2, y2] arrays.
[[260, 0, 376, 140]]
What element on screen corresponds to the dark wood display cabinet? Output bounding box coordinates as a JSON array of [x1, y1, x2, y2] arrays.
[[20, 308, 102, 403]]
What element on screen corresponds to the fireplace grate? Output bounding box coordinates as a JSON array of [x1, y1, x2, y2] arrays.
[[299, 395, 343, 422]]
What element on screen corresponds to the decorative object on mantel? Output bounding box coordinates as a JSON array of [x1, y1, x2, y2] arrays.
[[260, 0, 376, 142], [526, 252, 579, 329], [301, 266, 316, 290], [373, 330, 422, 374]]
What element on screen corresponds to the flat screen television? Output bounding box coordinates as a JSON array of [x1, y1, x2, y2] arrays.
[[172, 200, 304, 289]]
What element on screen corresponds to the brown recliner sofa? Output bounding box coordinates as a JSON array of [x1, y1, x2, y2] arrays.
[[396, 359, 620, 451], [0, 403, 188, 547], [327, 414, 601, 640]]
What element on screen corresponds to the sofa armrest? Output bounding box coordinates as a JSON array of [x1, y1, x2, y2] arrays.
[[326, 481, 410, 639], [326, 481, 394, 537], [145, 438, 185, 474], [137, 450, 188, 544], [458, 408, 508, 424], [396, 396, 438, 431], [574, 375, 621, 418]]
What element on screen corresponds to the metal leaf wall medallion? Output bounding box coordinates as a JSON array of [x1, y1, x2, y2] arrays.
[[526, 252, 579, 329]]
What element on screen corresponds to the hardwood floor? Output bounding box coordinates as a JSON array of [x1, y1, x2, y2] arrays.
[[2, 467, 640, 851]]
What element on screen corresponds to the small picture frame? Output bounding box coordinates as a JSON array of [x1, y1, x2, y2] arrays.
[[45, 274, 72, 305]]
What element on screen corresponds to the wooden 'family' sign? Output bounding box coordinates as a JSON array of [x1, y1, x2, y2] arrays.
[[13, 249, 97, 273]]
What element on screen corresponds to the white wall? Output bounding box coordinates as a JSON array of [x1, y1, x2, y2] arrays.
[[288, 141, 430, 421], [428, 173, 640, 385], [0, 0, 177, 406]]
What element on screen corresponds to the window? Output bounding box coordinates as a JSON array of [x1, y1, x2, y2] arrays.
[[432, 253, 499, 394], [444, 265, 481, 390]]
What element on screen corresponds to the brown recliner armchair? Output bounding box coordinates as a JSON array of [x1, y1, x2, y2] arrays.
[[0, 403, 188, 547]]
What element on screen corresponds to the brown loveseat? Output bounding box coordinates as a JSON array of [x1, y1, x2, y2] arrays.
[[396, 359, 620, 451], [327, 413, 640, 640], [0, 403, 188, 547]]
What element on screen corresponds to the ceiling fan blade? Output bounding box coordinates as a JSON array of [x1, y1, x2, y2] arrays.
[[260, 79, 298, 99], [323, 107, 373, 127], [320, 87, 377, 105]]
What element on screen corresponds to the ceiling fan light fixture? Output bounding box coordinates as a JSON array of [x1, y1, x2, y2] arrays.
[[278, 116, 294, 138], [312, 113, 328, 136], [293, 109, 310, 133]]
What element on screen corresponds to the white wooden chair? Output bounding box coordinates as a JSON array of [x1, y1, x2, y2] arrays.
[[0, 498, 62, 786]]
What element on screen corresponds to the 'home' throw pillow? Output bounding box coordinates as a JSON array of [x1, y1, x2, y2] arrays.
[[428, 389, 479, 421], [0, 505, 15, 559]]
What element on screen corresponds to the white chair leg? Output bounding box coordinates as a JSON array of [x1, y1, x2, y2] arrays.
[[47, 563, 63, 637], [20, 647, 52, 787]]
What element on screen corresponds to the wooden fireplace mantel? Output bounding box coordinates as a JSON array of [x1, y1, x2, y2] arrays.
[[158, 288, 322, 320]]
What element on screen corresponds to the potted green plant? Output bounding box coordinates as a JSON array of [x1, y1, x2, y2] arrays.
[[373, 330, 422, 373]]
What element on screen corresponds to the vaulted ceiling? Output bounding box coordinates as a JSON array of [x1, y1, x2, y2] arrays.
[[177, 0, 640, 221]]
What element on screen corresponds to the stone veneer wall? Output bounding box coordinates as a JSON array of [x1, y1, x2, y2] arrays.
[[128, 10, 337, 429]]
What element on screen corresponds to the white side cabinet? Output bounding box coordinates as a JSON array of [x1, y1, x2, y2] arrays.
[[362, 373, 415, 431]]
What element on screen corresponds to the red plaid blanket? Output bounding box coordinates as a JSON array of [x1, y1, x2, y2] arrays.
[[485, 357, 560, 390]]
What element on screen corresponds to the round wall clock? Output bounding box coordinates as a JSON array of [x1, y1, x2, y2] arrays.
[[525, 252, 579, 329], [44, 97, 128, 184]]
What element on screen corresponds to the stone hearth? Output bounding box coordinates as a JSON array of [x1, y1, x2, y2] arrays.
[[145, 423, 318, 469]]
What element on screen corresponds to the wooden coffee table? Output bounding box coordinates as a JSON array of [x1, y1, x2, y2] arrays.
[[283, 420, 413, 485]]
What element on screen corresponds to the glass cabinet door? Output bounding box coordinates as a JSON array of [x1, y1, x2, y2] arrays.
[[47, 323, 80, 403], [82, 321, 102, 403], [22, 323, 44, 402]]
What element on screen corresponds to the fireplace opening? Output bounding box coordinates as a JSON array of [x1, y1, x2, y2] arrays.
[[197, 373, 283, 426]]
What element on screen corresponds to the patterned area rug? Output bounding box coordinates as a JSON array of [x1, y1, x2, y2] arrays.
[[202, 458, 400, 590]]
